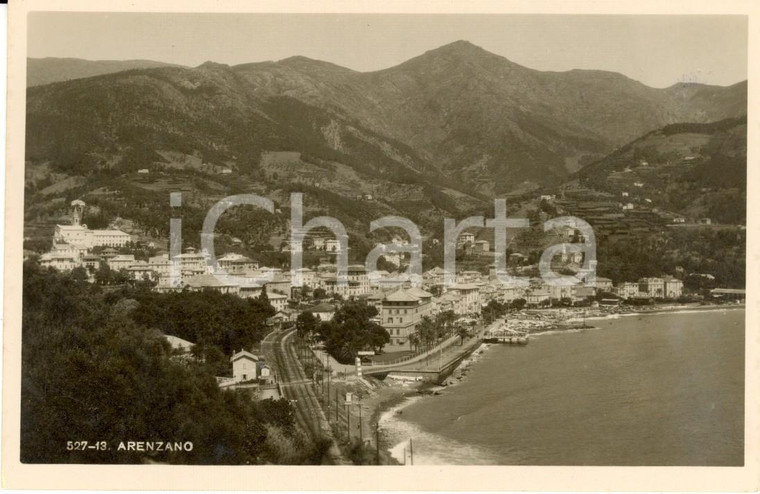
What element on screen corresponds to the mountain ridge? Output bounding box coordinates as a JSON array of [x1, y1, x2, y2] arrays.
[[26, 41, 746, 197]]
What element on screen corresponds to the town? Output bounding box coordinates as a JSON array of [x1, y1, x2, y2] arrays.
[[31, 199, 745, 367]]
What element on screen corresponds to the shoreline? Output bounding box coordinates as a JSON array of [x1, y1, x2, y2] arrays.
[[507, 302, 745, 335], [371, 303, 745, 461]]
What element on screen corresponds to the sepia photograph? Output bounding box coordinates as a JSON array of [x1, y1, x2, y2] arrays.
[[2, 0, 759, 491]]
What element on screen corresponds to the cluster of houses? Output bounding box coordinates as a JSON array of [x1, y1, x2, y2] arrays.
[[164, 334, 278, 397], [37, 199, 690, 357], [37, 200, 133, 270], [360, 267, 685, 352]]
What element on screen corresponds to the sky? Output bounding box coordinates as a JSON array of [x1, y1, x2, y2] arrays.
[[28, 13, 748, 88]]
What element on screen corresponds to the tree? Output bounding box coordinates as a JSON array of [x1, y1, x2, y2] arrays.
[[416, 316, 437, 349], [408, 333, 420, 353], [456, 325, 469, 345], [296, 311, 318, 340], [435, 310, 457, 339], [258, 284, 270, 307], [316, 301, 388, 363], [20, 263, 316, 465], [312, 287, 327, 300]]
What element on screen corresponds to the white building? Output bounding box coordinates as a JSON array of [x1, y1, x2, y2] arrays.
[[39, 252, 79, 272], [457, 232, 476, 248], [663, 276, 684, 299], [447, 284, 481, 314], [231, 350, 259, 382], [107, 254, 136, 271], [381, 287, 434, 351], [267, 292, 288, 312]]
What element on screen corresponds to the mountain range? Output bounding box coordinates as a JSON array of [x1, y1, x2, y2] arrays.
[[26, 41, 746, 197], [27, 57, 182, 88], [24, 41, 747, 253]]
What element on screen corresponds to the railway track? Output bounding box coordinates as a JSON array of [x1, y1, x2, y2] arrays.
[[261, 329, 347, 464]]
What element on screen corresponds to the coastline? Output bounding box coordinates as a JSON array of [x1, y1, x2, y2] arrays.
[[371, 303, 745, 462], [509, 302, 745, 335]]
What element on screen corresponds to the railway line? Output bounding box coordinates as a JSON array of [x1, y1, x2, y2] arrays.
[[261, 328, 347, 464]]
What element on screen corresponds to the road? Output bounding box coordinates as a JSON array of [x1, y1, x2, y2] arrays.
[[260, 328, 347, 464]]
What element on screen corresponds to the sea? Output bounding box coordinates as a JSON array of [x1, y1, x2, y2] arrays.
[[380, 308, 745, 466]]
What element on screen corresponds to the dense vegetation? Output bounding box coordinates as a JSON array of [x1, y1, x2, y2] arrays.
[[312, 301, 389, 363], [596, 228, 745, 287], [21, 263, 325, 464]]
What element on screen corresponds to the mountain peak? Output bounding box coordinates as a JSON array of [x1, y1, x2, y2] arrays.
[[429, 40, 491, 56], [391, 39, 516, 72], [196, 61, 230, 70]]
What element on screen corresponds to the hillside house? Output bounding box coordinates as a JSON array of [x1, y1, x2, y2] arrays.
[[231, 350, 259, 383], [457, 232, 476, 248]]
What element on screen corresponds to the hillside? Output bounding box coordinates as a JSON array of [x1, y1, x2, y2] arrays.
[[26, 43, 746, 194], [27, 57, 183, 87], [23, 42, 747, 252], [576, 116, 747, 224]]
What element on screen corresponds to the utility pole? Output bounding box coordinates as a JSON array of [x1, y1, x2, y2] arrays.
[[358, 403, 363, 443], [410, 438, 414, 465], [346, 403, 351, 440]]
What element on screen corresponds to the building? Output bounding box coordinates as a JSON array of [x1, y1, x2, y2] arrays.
[[91, 229, 132, 248], [457, 232, 476, 248], [184, 273, 240, 295], [238, 282, 263, 299], [107, 254, 136, 271], [267, 292, 288, 312], [53, 224, 91, 248], [638, 277, 665, 298], [38, 252, 79, 272], [710, 288, 745, 301], [231, 350, 259, 382], [173, 248, 208, 272], [292, 267, 316, 288], [381, 287, 434, 351], [526, 288, 552, 306], [325, 238, 341, 252], [447, 284, 480, 314], [82, 254, 101, 271], [306, 303, 336, 322], [595, 277, 614, 292], [474, 240, 490, 252], [571, 286, 596, 302], [616, 282, 640, 299], [346, 264, 371, 296], [148, 254, 173, 279], [662, 276, 684, 299], [217, 253, 257, 274], [164, 335, 194, 353], [509, 253, 527, 265], [265, 274, 292, 297], [125, 261, 157, 282]]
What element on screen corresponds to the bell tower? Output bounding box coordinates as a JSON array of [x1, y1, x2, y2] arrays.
[[70, 199, 86, 226]]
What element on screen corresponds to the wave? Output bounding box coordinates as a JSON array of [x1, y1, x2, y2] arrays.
[[379, 396, 498, 465]]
